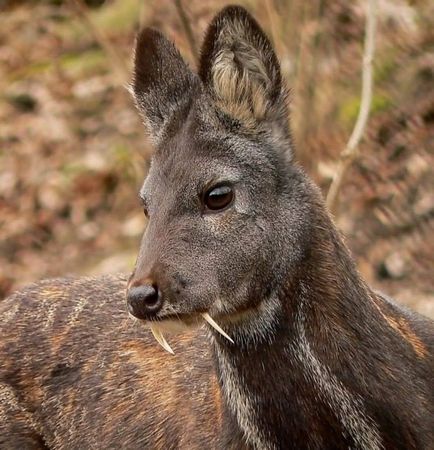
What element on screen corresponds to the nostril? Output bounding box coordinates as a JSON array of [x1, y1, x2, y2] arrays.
[[127, 284, 163, 319], [143, 284, 159, 307]]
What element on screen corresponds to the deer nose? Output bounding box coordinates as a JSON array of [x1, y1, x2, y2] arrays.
[[127, 283, 163, 319]]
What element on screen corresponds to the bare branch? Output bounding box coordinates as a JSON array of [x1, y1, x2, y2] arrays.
[[70, 0, 129, 84], [173, 0, 198, 63], [326, 0, 378, 214]]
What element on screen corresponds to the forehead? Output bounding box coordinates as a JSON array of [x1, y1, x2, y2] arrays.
[[141, 109, 278, 199], [141, 134, 239, 199]]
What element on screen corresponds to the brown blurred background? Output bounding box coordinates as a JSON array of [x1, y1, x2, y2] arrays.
[[0, 0, 433, 317]]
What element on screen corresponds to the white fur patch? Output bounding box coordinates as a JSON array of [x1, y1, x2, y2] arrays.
[[210, 295, 282, 449], [292, 296, 383, 450], [214, 342, 276, 450]]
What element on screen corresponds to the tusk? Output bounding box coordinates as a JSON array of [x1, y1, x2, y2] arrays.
[[202, 313, 234, 344], [150, 324, 175, 355]]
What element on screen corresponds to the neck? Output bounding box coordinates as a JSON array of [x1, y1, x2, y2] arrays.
[[212, 212, 385, 450]]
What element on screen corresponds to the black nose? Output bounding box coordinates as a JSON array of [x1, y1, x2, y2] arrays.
[[127, 284, 163, 319]]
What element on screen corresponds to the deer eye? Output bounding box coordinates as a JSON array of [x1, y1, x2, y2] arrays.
[[203, 185, 234, 212]]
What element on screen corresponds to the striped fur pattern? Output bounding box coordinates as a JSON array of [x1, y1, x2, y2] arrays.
[[1, 5, 433, 449]]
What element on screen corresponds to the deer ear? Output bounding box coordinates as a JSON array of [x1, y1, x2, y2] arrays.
[[199, 6, 289, 137], [131, 28, 199, 143]]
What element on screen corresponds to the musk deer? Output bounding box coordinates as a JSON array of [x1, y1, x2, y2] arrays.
[[1, 5, 433, 450]]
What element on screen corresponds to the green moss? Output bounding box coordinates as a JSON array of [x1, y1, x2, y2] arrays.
[[339, 93, 393, 125], [113, 143, 131, 162], [374, 55, 398, 84], [339, 96, 361, 125], [371, 93, 393, 114], [55, 0, 140, 46], [112, 143, 137, 179], [7, 48, 106, 84], [59, 48, 107, 77], [91, 0, 140, 34], [61, 162, 89, 178], [8, 61, 52, 82]]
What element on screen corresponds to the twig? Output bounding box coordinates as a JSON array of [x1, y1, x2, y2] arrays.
[[173, 0, 198, 63], [326, 0, 378, 214], [70, 0, 129, 84]]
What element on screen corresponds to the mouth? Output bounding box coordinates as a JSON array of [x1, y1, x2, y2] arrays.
[[130, 311, 234, 355]]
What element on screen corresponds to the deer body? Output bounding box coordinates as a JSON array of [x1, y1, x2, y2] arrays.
[[1, 6, 433, 449], [1, 240, 433, 449], [1, 268, 433, 449]]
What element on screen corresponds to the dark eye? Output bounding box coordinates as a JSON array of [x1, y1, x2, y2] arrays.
[[203, 185, 234, 211], [143, 206, 149, 217]]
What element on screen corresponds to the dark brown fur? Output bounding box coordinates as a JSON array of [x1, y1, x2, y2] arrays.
[[1, 6, 433, 450]]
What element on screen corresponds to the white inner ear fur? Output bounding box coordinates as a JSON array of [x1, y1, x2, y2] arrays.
[[211, 20, 273, 127]]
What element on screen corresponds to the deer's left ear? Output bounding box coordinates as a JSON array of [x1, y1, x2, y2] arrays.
[[199, 6, 289, 139]]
